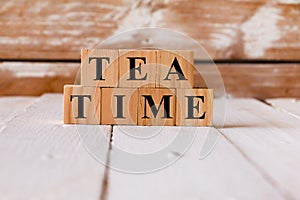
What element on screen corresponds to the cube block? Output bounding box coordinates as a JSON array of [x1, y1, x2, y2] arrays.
[[64, 85, 101, 124], [81, 49, 119, 87], [64, 49, 213, 126], [119, 50, 157, 88], [101, 88, 139, 125], [138, 88, 176, 126], [176, 88, 213, 126], [157, 50, 194, 88]]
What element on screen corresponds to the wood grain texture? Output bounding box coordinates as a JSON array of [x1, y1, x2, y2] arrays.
[[219, 99, 300, 199], [194, 63, 300, 98], [157, 50, 194, 88], [64, 85, 101, 124], [118, 50, 157, 88], [0, 94, 110, 199], [106, 126, 284, 200], [138, 88, 176, 126], [176, 89, 213, 126], [0, 0, 299, 60], [0, 62, 79, 96], [1, 62, 300, 98], [81, 49, 119, 87], [101, 88, 139, 125]]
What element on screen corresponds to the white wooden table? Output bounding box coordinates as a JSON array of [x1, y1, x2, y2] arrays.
[[1, 94, 299, 200]]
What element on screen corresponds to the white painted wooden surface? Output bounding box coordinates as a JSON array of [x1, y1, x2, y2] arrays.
[[0, 96, 35, 131], [2, 94, 300, 200], [266, 98, 300, 119], [106, 126, 284, 200], [0, 94, 110, 200], [220, 99, 300, 200]]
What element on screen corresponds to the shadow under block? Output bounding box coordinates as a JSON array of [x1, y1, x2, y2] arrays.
[[157, 50, 194, 88], [64, 85, 101, 124], [176, 89, 213, 126], [138, 88, 176, 126], [101, 88, 139, 125], [119, 50, 157, 88], [81, 49, 119, 87]]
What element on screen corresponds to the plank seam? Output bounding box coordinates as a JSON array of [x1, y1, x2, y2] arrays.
[[256, 98, 273, 106], [259, 98, 300, 121], [99, 125, 113, 200], [216, 127, 295, 200]]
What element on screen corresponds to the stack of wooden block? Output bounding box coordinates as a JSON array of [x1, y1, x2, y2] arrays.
[[64, 49, 213, 126]]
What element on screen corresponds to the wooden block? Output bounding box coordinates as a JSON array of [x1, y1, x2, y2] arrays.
[[138, 88, 176, 126], [64, 85, 100, 124], [176, 88, 213, 126], [81, 49, 118, 87], [157, 50, 194, 88], [101, 88, 139, 125], [119, 50, 157, 88]]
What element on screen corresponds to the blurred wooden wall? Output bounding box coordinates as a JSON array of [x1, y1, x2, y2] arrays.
[[0, 0, 299, 98]]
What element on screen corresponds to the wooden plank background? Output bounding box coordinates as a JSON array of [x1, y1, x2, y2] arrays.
[[1, 62, 300, 98], [0, 0, 299, 97]]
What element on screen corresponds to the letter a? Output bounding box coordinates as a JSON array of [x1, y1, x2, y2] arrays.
[[164, 57, 187, 80]]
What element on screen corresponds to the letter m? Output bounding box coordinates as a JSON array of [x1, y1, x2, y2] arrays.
[[142, 95, 172, 119]]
